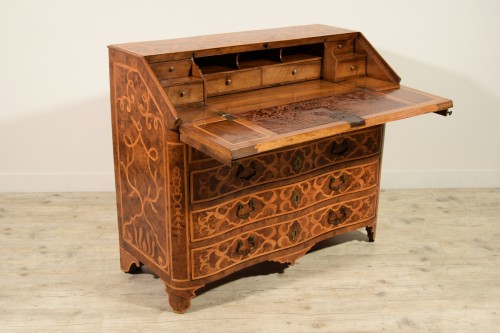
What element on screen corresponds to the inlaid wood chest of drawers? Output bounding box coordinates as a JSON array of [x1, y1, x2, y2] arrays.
[[108, 24, 452, 313]]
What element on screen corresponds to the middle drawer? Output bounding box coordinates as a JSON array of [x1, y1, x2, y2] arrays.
[[204, 68, 262, 96], [190, 159, 379, 242], [190, 125, 382, 204]]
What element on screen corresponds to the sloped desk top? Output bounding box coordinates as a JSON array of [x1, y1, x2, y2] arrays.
[[179, 78, 452, 164]]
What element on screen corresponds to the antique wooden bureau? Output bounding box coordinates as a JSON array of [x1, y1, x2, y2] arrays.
[[108, 24, 452, 313]]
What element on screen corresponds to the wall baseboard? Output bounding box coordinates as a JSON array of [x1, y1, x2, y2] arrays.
[[0, 170, 499, 192], [0, 172, 116, 192], [380, 169, 500, 189]]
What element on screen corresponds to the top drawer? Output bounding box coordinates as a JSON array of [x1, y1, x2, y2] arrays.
[[150, 60, 192, 80], [205, 68, 261, 96], [190, 125, 383, 204], [261, 60, 321, 85]]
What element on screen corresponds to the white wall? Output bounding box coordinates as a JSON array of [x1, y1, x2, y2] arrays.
[[0, 0, 499, 191]]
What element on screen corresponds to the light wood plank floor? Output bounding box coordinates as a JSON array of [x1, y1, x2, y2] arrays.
[[1, 189, 499, 332]]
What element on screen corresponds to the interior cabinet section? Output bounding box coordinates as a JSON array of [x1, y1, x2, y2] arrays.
[[194, 43, 325, 97], [150, 60, 192, 80], [261, 60, 321, 85], [204, 69, 262, 96]]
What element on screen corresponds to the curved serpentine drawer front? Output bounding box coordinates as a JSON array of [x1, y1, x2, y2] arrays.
[[189, 125, 382, 204], [190, 190, 378, 279], [190, 159, 379, 242]]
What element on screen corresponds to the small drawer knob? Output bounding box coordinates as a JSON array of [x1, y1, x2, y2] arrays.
[[337, 43, 343, 49], [291, 69, 298, 75], [225, 78, 232, 86], [350, 66, 356, 71], [179, 90, 186, 97], [168, 66, 175, 72]]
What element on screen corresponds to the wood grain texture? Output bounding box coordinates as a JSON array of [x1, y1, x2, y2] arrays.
[[180, 85, 451, 164], [109, 24, 355, 62], [108, 25, 453, 313], [1, 189, 498, 331]]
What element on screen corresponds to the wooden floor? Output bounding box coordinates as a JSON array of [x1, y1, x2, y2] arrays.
[[1, 189, 499, 332]]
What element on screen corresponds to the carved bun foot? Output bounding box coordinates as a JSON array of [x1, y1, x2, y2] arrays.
[[366, 225, 376, 242], [120, 247, 143, 273], [165, 285, 199, 314]]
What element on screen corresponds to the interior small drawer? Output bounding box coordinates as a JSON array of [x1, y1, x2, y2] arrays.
[[204, 69, 261, 96], [166, 82, 203, 105], [150, 60, 192, 80], [262, 60, 321, 86], [331, 39, 355, 54], [335, 56, 366, 81]]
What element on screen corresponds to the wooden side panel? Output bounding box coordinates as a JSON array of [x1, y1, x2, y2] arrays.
[[354, 33, 401, 84], [110, 50, 172, 279]]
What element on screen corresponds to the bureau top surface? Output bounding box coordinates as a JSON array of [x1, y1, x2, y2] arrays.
[[109, 24, 354, 60]]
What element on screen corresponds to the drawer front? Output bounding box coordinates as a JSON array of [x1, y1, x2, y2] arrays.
[[205, 69, 261, 96], [150, 60, 192, 80], [336, 58, 366, 81], [166, 83, 203, 105], [191, 159, 379, 241], [331, 39, 355, 54], [262, 60, 321, 86], [191, 191, 377, 279], [190, 125, 382, 204]]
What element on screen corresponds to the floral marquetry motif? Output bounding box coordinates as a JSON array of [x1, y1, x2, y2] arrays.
[[190, 126, 382, 204], [191, 192, 378, 279], [190, 160, 379, 241], [114, 63, 169, 272], [109, 25, 451, 313]]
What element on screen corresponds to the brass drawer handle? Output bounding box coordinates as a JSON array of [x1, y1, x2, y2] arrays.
[[350, 65, 356, 71], [236, 235, 255, 256], [179, 90, 187, 98], [291, 192, 301, 206], [237, 198, 255, 219], [234, 161, 257, 181], [330, 139, 350, 156], [328, 206, 347, 225], [329, 174, 346, 192], [168, 66, 175, 72], [225, 78, 232, 86], [291, 69, 298, 75]]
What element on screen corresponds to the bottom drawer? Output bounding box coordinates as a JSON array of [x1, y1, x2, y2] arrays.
[[191, 191, 377, 279]]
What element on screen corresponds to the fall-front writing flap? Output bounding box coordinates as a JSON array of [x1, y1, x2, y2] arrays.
[[179, 84, 452, 165]]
